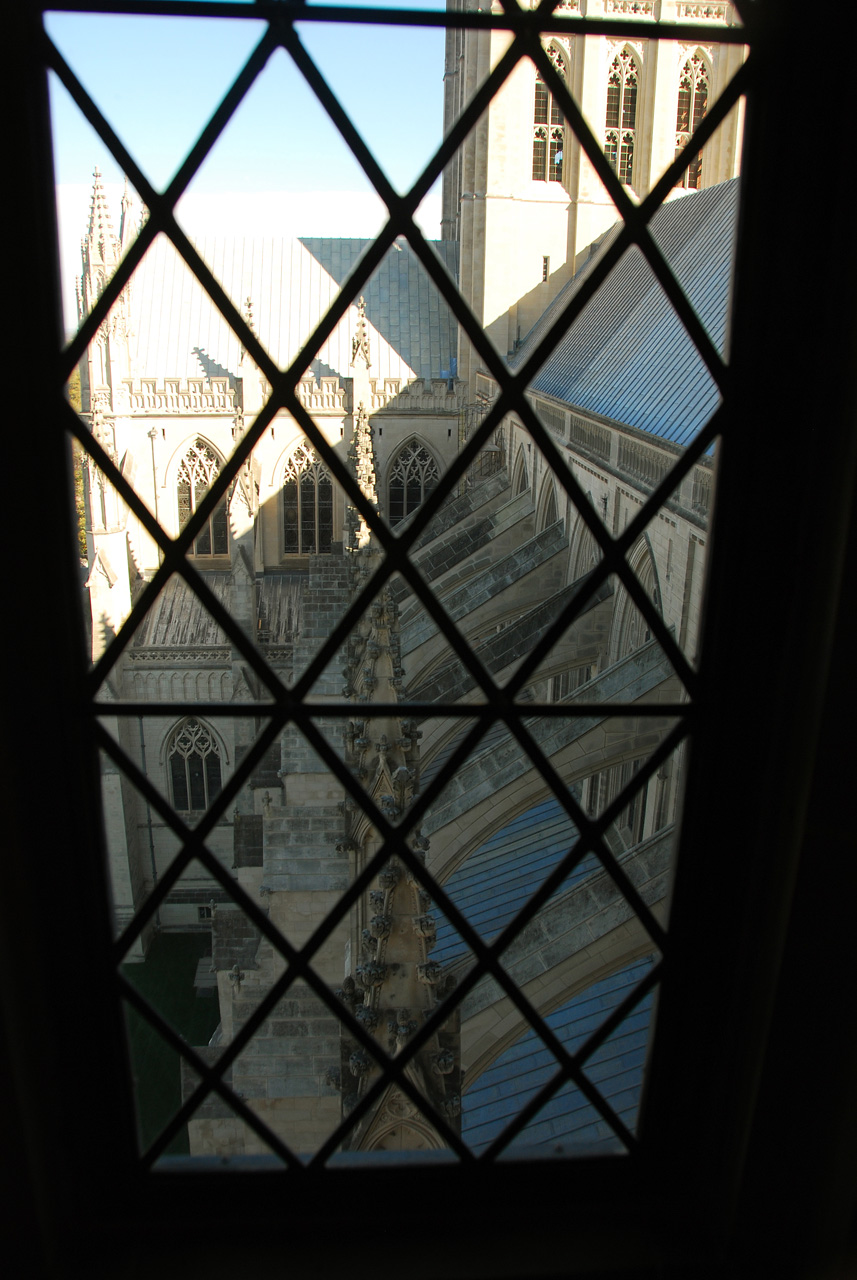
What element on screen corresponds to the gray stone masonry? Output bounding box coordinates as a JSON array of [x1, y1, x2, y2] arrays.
[[294, 554, 352, 696], [386, 473, 514, 610], [279, 718, 347, 775], [408, 572, 612, 704], [181, 1050, 234, 1119], [400, 520, 568, 657], [212, 906, 262, 971], [230, 980, 341, 1104], [235, 739, 281, 792], [411, 470, 510, 551], [262, 803, 348, 892], [422, 638, 674, 835], [233, 814, 264, 868]]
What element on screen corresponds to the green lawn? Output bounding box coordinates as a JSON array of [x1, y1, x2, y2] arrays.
[[121, 933, 221, 1157]]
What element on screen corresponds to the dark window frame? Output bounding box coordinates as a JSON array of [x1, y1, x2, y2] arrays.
[[166, 717, 223, 813], [281, 442, 334, 555], [6, 2, 857, 1275], [675, 51, 710, 190], [532, 65, 564, 183], [176, 436, 229, 557], [387, 437, 440, 526], [605, 46, 639, 185]]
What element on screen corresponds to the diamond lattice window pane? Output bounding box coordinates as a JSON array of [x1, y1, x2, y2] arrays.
[[55, 0, 746, 1166]]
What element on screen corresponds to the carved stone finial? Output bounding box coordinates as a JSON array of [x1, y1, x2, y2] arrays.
[[351, 295, 371, 368], [432, 1049, 456, 1076], [356, 960, 388, 989], [381, 860, 401, 890], [416, 960, 443, 986], [369, 914, 392, 940], [349, 1049, 371, 1077], [228, 963, 244, 994], [413, 914, 437, 942], [239, 296, 256, 366]]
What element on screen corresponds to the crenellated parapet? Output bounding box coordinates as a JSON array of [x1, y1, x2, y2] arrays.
[[297, 374, 351, 413], [122, 376, 237, 414], [369, 377, 465, 414]]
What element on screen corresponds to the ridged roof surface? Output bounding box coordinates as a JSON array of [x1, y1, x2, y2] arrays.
[[129, 236, 458, 384], [432, 796, 595, 965], [463, 954, 656, 1155], [133, 571, 303, 646], [515, 180, 739, 447], [301, 238, 459, 382]]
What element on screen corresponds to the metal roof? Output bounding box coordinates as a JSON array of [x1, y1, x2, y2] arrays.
[[432, 795, 596, 965], [129, 236, 458, 384], [463, 954, 656, 1155], [514, 180, 740, 447], [300, 238, 459, 382]]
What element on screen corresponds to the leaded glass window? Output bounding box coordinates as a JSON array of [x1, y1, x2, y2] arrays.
[[532, 57, 564, 183], [675, 54, 709, 189], [176, 438, 228, 556], [605, 48, 639, 185], [167, 719, 222, 812], [14, 1, 857, 1264], [388, 440, 440, 526], [282, 444, 334, 554]]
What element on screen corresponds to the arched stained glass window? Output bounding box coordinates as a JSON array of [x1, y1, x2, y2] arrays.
[[282, 443, 333, 554], [532, 53, 565, 183], [675, 54, 709, 190], [176, 438, 228, 555], [167, 718, 222, 812], [388, 440, 440, 526], [605, 48, 639, 186]]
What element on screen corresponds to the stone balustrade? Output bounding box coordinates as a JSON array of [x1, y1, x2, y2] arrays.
[[529, 392, 713, 523]]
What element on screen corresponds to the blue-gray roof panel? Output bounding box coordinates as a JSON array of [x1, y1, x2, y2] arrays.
[[463, 955, 657, 1154], [515, 181, 739, 446]]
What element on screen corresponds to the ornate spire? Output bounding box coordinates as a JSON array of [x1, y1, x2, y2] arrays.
[[118, 177, 137, 255], [85, 167, 120, 264], [336, 592, 461, 1152], [350, 295, 371, 369], [239, 295, 256, 366], [345, 402, 378, 553]]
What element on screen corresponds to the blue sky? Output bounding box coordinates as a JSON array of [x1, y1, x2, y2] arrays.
[[46, 3, 448, 323]]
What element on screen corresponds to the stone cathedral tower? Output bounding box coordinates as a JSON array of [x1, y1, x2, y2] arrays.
[[442, 0, 744, 389]]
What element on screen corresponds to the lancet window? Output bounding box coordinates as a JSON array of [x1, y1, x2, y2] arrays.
[[167, 718, 222, 812], [388, 439, 440, 526], [282, 443, 334, 554], [605, 48, 639, 185], [176, 438, 228, 556], [532, 55, 565, 183], [675, 54, 709, 189]]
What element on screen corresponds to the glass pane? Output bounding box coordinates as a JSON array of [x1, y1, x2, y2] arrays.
[[56, 0, 747, 1166]]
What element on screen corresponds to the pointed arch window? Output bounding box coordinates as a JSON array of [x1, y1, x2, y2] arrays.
[[176, 438, 228, 556], [282, 443, 333, 554], [605, 49, 639, 186], [167, 718, 222, 812], [675, 55, 709, 189], [532, 55, 565, 183], [388, 440, 440, 526]]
